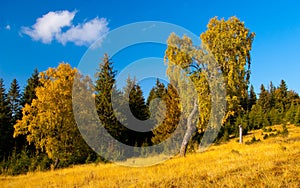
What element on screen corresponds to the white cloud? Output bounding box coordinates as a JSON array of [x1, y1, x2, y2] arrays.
[[5, 25, 11, 30], [57, 17, 109, 47], [21, 10, 109, 47], [22, 10, 76, 43]]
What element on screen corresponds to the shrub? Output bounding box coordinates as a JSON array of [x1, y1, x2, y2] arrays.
[[0, 149, 51, 176], [281, 124, 289, 138], [245, 136, 261, 145]]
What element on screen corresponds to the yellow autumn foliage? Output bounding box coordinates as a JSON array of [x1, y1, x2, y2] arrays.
[[14, 63, 91, 163]]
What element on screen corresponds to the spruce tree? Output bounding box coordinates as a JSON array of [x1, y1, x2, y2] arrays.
[[122, 76, 151, 146], [248, 85, 257, 111], [0, 79, 13, 159], [294, 106, 300, 126], [7, 79, 24, 154], [7, 79, 22, 125], [146, 79, 166, 106], [130, 84, 149, 121], [257, 84, 271, 113], [248, 104, 260, 130], [274, 80, 288, 112], [95, 54, 117, 131], [285, 102, 297, 124], [95, 54, 127, 144], [146, 79, 167, 132], [14, 69, 41, 153], [286, 90, 299, 109], [269, 81, 276, 108], [21, 68, 41, 106], [268, 108, 282, 125]]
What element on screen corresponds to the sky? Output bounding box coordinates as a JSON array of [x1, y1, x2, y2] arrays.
[[0, 0, 300, 96]]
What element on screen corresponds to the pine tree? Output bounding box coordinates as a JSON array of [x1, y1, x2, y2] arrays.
[[268, 108, 282, 125], [0, 79, 12, 159], [147, 88, 155, 107], [21, 68, 41, 106], [7, 79, 24, 154], [95, 54, 127, 146], [286, 90, 299, 109], [130, 84, 149, 121], [248, 104, 260, 130], [7, 79, 22, 126], [146, 79, 166, 106], [18, 68, 41, 152], [285, 102, 297, 124], [122, 76, 151, 146], [274, 80, 288, 112], [248, 85, 257, 111], [257, 84, 271, 113], [294, 105, 300, 126], [248, 84, 271, 129], [269, 81, 276, 108], [123, 76, 136, 100], [95, 54, 117, 134], [146, 79, 167, 134]]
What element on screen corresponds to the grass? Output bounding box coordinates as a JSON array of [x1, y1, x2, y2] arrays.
[[1, 124, 300, 187]]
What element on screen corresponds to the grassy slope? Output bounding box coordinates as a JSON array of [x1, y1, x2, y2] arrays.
[[1, 125, 300, 188]]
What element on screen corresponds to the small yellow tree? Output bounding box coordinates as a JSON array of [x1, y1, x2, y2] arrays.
[[14, 63, 91, 165]]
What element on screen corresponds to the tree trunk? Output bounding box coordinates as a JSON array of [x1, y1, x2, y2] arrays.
[[180, 100, 198, 157], [53, 158, 60, 169]]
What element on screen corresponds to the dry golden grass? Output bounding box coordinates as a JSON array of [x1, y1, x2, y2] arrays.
[[1, 125, 300, 187]]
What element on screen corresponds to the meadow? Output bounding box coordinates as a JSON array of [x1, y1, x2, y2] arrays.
[[1, 124, 300, 187]]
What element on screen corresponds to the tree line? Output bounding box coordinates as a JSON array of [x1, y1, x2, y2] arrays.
[[1, 16, 299, 175]]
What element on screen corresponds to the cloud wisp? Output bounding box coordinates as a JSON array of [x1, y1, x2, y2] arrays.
[[5, 25, 11, 30], [57, 17, 109, 47], [21, 10, 109, 47]]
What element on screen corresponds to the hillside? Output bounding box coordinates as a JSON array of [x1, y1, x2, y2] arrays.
[[1, 125, 300, 187]]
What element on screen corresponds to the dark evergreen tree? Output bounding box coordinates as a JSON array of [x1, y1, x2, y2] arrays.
[[274, 80, 288, 112], [7, 79, 24, 154], [123, 76, 148, 120], [0, 79, 13, 159], [95, 54, 117, 130], [21, 68, 41, 106], [268, 108, 282, 125], [248, 85, 257, 111], [7, 79, 22, 125], [285, 102, 297, 124], [248, 104, 260, 130], [257, 84, 271, 113], [17, 69, 41, 153], [146, 79, 167, 135], [269, 81, 276, 108], [129, 84, 149, 121], [294, 105, 300, 126], [123, 76, 136, 99], [122, 76, 152, 146], [286, 90, 299, 109], [146, 79, 166, 106], [95, 54, 127, 146]]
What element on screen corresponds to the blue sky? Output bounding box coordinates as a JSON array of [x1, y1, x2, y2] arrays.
[[0, 0, 300, 96]]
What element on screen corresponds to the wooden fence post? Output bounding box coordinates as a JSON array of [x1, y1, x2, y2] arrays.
[[239, 125, 243, 144]]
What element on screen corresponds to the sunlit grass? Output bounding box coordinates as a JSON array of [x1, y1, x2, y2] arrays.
[[1, 125, 300, 187]]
